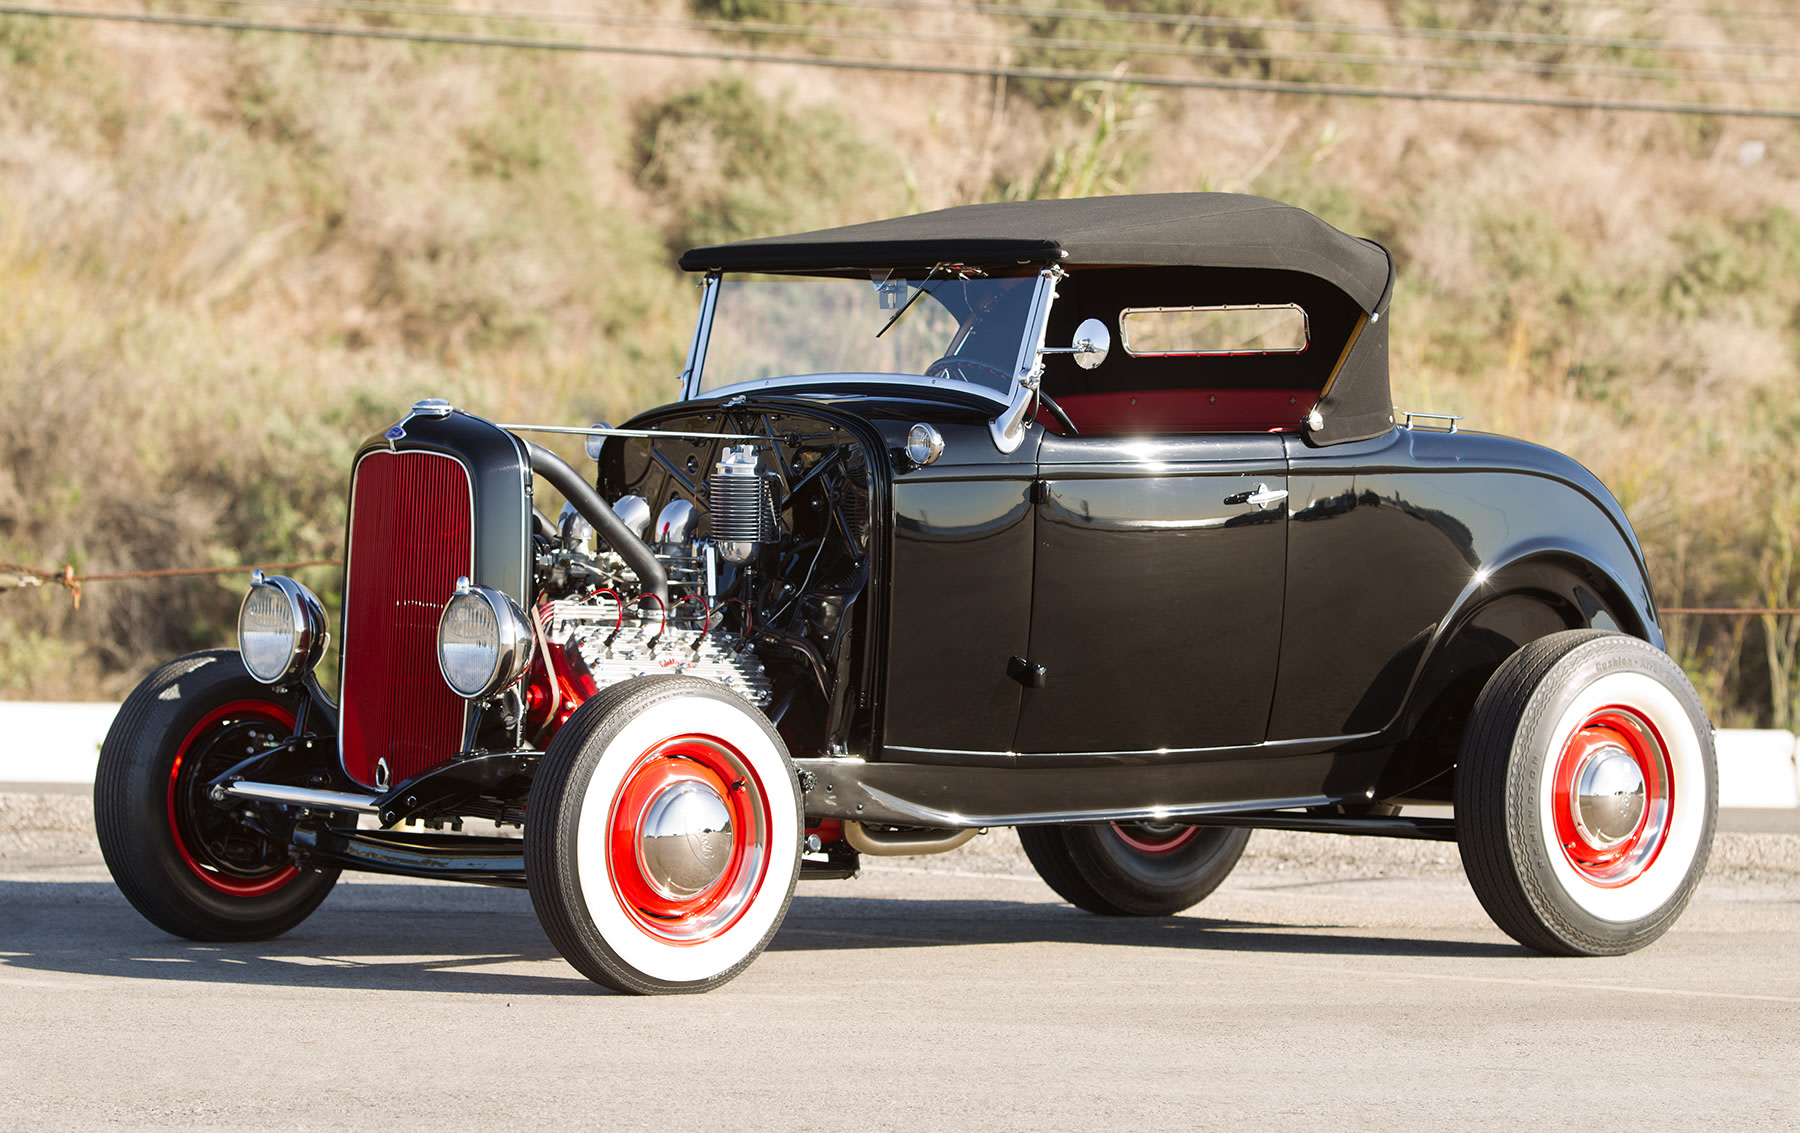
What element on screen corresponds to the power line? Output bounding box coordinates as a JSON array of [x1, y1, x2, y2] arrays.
[[770, 0, 1800, 58], [1361, 0, 1800, 22], [6, 5, 1799, 117], [188, 0, 1800, 86]]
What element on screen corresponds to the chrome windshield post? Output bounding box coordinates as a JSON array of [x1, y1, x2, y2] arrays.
[[988, 265, 1065, 454], [679, 272, 721, 401]]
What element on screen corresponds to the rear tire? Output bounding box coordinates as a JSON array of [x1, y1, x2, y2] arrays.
[[1020, 822, 1250, 916], [94, 651, 340, 941], [1455, 630, 1716, 956], [525, 676, 802, 994]]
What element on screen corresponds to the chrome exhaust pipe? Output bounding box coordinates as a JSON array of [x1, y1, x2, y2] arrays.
[[842, 820, 977, 857]]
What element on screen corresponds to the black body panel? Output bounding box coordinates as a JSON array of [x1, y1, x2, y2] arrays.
[[1273, 428, 1660, 743], [884, 470, 1036, 755], [1014, 432, 1287, 753]]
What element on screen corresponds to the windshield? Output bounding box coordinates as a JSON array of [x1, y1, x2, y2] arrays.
[[695, 272, 1038, 398]]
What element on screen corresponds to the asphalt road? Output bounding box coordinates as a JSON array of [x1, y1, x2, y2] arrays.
[[2, 811, 1797, 1130]]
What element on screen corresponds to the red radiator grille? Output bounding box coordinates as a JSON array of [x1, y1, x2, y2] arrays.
[[339, 450, 473, 789]]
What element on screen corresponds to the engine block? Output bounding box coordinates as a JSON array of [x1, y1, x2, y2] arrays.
[[540, 598, 773, 706]]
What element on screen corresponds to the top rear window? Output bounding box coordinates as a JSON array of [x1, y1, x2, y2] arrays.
[[1120, 304, 1309, 357]]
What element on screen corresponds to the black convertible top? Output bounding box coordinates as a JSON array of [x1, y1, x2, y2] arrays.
[[680, 193, 1397, 445], [678, 193, 1393, 316]]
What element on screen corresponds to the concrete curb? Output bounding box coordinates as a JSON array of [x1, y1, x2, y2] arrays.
[[3, 702, 1798, 809]]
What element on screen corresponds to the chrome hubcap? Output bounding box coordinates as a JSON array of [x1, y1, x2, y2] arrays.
[[1573, 743, 1647, 849], [637, 780, 734, 899]]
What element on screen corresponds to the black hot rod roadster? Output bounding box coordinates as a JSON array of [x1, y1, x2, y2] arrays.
[[96, 194, 1716, 993]]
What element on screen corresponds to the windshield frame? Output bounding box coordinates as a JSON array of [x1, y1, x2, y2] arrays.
[[678, 269, 1053, 408]]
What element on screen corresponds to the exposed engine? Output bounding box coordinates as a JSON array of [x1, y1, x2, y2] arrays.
[[538, 596, 773, 706], [522, 408, 873, 760]]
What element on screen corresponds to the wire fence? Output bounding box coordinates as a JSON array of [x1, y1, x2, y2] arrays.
[[0, 560, 343, 609], [0, 554, 1794, 620]]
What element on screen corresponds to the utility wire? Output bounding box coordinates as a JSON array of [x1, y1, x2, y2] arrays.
[[183, 0, 1800, 86], [1352, 0, 1800, 21], [6, 6, 1800, 118], [768, 0, 1800, 58]]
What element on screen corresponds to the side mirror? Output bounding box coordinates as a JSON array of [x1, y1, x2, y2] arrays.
[[1038, 318, 1111, 370]]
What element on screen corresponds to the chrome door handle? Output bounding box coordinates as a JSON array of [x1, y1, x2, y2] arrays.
[[1244, 483, 1288, 510]]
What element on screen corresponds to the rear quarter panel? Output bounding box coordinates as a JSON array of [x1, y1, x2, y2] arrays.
[[1271, 427, 1660, 744]]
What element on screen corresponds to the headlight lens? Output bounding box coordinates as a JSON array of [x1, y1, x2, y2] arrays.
[[437, 579, 535, 700], [238, 572, 327, 685], [904, 422, 944, 467]]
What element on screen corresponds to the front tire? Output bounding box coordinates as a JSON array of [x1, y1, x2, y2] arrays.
[[1020, 822, 1250, 916], [94, 651, 340, 941], [1456, 630, 1716, 956], [525, 676, 802, 994]]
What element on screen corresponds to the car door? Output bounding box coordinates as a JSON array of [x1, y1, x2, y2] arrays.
[[880, 419, 1042, 759], [1011, 431, 1289, 755]]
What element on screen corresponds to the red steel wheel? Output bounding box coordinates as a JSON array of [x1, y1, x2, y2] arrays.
[[1547, 707, 1673, 888], [95, 651, 340, 942], [604, 735, 770, 945], [527, 676, 801, 994], [1109, 822, 1203, 855], [166, 701, 302, 897]]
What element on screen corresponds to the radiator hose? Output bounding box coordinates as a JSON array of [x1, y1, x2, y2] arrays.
[[526, 441, 669, 604]]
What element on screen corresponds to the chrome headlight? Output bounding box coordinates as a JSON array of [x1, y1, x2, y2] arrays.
[[436, 578, 536, 700], [904, 423, 944, 467], [238, 571, 328, 685]]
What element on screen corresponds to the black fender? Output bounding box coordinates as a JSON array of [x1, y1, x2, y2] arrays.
[[1377, 543, 1661, 803]]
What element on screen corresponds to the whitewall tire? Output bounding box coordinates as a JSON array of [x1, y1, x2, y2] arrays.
[[526, 676, 802, 994], [1455, 630, 1716, 956]]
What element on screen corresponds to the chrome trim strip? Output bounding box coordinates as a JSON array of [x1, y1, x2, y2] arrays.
[[680, 272, 720, 401], [989, 268, 1062, 454], [882, 731, 1382, 762], [1118, 303, 1311, 356], [225, 781, 382, 813], [858, 786, 1338, 830]]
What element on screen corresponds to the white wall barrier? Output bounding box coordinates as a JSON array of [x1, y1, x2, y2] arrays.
[[0, 702, 120, 784], [2, 703, 1798, 808], [1715, 729, 1800, 810]]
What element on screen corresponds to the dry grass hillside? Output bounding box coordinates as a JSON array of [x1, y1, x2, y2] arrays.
[[0, 0, 1797, 725]]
